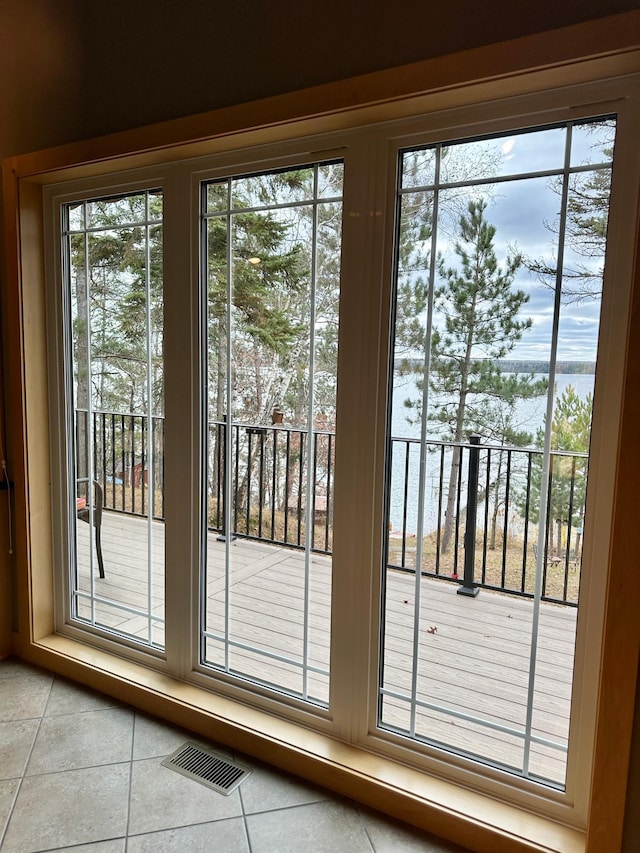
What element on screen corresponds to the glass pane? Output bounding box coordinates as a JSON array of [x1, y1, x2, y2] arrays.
[[318, 161, 344, 198], [401, 148, 437, 189], [207, 180, 229, 214], [382, 117, 615, 788], [232, 167, 315, 209], [66, 189, 165, 650], [67, 202, 84, 232], [441, 126, 567, 182], [202, 162, 343, 706], [570, 118, 615, 167], [87, 193, 152, 228]]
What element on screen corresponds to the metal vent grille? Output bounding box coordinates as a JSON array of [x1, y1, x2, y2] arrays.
[[161, 742, 251, 795]]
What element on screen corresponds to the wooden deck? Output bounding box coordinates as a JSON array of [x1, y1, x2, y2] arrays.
[[75, 510, 575, 788]]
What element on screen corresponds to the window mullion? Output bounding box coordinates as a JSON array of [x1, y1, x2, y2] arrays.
[[408, 146, 441, 738], [224, 201, 233, 674], [523, 125, 574, 776], [163, 165, 196, 675], [144, 192, 155, 646], [328, 132, 386, 741]]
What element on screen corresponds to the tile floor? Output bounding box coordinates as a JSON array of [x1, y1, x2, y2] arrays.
[[0, 657, 469, 852]]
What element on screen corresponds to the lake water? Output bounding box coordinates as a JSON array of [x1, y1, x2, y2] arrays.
[[387, 372, 595, 535]]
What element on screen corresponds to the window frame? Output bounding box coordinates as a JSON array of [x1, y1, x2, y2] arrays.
[[354, 91, 640, 824], [7, 20, 640, 852], [43, 83, 638, 823], [44, 170, 173, 671], [188, 143, 356, 726]]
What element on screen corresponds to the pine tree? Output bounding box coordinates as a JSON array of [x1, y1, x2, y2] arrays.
[[70, 192, 164, 418], [523, 385, 591, 557], [205, 166, 342, 430], [527, 119, 614, 303], [425, 200, 547, 553], [69, 192, 164, 492], [204, 165, 343, 519]]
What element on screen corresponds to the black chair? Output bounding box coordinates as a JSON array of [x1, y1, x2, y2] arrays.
[[77, 480, 105, 578]]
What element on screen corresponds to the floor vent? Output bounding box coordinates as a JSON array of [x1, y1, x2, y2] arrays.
[[161, 742, 251, 795]]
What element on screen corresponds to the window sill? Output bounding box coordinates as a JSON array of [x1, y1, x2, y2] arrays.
[[21, 634, 584, 853]]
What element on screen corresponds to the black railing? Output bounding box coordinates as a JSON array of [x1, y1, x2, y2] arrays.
[[207, 419, 334, 554], [76, 410, 334, 553], [386, 434, 587, 606], [76, 409, 165, 520], [78, 409, 587, 605]]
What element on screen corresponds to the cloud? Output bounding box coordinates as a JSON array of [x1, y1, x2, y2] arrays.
[[399, 120, 611, 363]]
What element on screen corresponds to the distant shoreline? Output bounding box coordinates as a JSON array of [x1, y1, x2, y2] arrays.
[[395, 358, 597, 375]]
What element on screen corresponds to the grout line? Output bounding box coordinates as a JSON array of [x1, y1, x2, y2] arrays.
[[41, 672, 57, 718], [237, 765, 254, 852], [123, 710, 138, 850], [242, 815, 253, 853], [0, 669, 55, 849], [357, 807, 378, 852], [0, 778, 21, 850], [36, 836, 126, 853], [123, 815, 249, 847], [28, 705, 128, 724], [241, 798, 339, 819]]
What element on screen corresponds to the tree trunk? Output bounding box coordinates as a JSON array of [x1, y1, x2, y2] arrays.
[[74, 266, 90, 485], [440, 444, 461, 554], [556, 518, 563, 557], [489, 451, 504, 550], [215, 319, 226, 421], [440, 291, 476, 555]]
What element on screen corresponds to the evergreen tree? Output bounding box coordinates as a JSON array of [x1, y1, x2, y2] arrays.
[[70, 192, 164, 489], [70, 192, 164, 418], [522, 385, 591, 556], [206, 165, 342, 430], [424, 200, 547, 552], [527, 119, 615, 303], [206, 205, 308, 423], [204, 165, 343, 518]]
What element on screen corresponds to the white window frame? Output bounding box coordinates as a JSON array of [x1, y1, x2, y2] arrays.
[[187, 143, 357, 728], [33, 66, 640, 844], [355, 86, 640, 824], [45, 171, 173, 670]]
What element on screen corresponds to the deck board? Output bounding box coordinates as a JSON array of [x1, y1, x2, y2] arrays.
[[74, 509, 575, 786]]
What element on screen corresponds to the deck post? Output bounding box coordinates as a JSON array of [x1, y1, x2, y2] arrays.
[[458, 434, 480, 598], [217, 415, 236, 542]]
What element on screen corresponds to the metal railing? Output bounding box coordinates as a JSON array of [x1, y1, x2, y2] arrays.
[[78, 410, 587, 605], [207, 419, 334, 554], [76, 409, 165, 520], [77, 410, 334, 553], [386, 434, 587, 605]]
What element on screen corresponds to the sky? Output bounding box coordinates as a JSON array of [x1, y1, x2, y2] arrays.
[[399, 118, 614, 364]]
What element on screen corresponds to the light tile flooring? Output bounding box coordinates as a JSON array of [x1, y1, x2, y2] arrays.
[[0, 657, 469, 852]]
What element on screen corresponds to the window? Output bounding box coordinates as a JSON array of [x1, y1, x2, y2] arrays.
[[41, 74, 640, 837], [62, 189, 165, 648], [380, 118, 615, 789], [200, 163, 343, 704]]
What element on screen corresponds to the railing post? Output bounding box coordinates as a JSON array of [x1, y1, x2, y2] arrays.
[[217, 415, 236, 543], [458, 434, 480, 598]]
